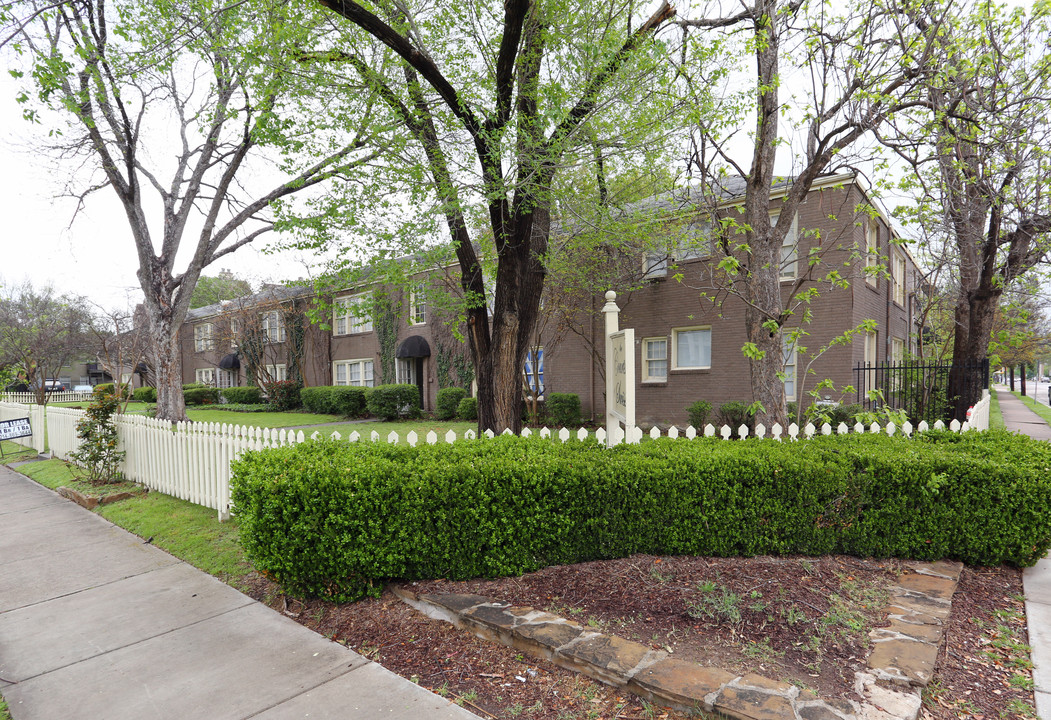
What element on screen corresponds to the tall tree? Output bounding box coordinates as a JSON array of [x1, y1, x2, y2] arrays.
[[0, 281, 93, 404], [678, 0, 938, 427], [881, 0, 1051, 418], [190, 271, 254, 309], [307, 0, 680, 432], [4, 0, 384, 420]]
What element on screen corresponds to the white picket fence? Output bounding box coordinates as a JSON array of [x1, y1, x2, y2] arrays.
[[1, 389, 991, 521], [0, 401, 47, 453], [1, 391, 96, 404]]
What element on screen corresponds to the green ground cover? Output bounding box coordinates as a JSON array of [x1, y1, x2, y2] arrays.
[[0, 440, 38, 463], [989, 390, 1005, 431], [1012, 391, 1051, 426], [183, 407, 342, 428]]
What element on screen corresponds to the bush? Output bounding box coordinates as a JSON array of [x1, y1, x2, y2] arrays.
[[457, 396, 477, 421], [211, 403, 271, 413], [547, 393, 581, 427], [184, 385, 220, 406], [264, 381, 302, 411], [366, 384, 420, 421], [436, 387, 468, 421], [718, 401, 754, 431], [94, 382, 131, 399], [222, 386, 262, 405], [687, 400, 713, 429], [301, 386, 368, 417], [133, 386, 157, 403], [231, 429, 1051, 602]]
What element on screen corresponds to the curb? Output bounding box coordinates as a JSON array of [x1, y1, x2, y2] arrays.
[[393, 560, 962, 720]]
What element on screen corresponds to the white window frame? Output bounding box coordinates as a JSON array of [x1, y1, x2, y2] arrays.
[[865, 218, 879, 288], [195, 368, 217, 385], [333, 359, 375, 387], [671, 326, 712, 371], [782, 337, 797, 401], [218, 369, 238, 389], [264, 364, 287, 383], [261, 311, 286, 344], [890, 337, 904, 364], [892, 253, 906, 306], [409, 285, 427, 326], [773, 211, 799, 281], [333, 293, 373, 335], [864, 330, 878, 367], [194, 323, 215, 352], [642, 337, 668, 383]]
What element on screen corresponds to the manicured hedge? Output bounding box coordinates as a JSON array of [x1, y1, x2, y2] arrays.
[[436, 387, 467, 421], [264, 380, 302, 411], [231, 429, 1051, 602], [222, 386, 262, 405], [456, 396, 477, 421], [133, 386, 157, 403], [366, 384, 420, 421], [183, 385, 219, 405], [301, 386, 368, 417], [547, 393, 581, 426]]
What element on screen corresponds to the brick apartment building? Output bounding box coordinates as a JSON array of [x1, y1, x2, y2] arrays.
[[179, 173, 924, 426]]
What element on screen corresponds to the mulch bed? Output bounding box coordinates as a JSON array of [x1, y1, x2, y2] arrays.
[[241, 556, 1036, 719]]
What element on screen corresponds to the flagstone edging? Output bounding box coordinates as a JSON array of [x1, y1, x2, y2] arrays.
[[393, 560, 963, 720]]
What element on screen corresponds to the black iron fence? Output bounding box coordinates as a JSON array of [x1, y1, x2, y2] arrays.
[[854, 358, 989, 424]]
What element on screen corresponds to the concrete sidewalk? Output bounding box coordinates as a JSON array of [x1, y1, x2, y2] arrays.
[[995, 388, 1051, 718], [0, 464, 478, 720]]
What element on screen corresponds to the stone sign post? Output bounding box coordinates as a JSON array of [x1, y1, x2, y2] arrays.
[[603, 291, 635, 447]]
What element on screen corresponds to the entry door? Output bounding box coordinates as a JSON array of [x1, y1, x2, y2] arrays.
[[397, 358, 425, 409]]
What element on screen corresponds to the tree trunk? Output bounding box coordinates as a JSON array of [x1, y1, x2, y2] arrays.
[[948, 276, 999, 420], [744, 262, 788, 430], [1021, 364, 1027, 397], [145, 310, 187, 422], [1009, 365, 1015, 391]]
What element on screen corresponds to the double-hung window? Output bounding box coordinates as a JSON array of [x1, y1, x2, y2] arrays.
[[195, 368, 216, 385], [523, 347, 544, 397], [773, 211, 799, 280], [642, 338, 668, 382], [334, 293, 373, 335], [194, 323, 215, 352], [865, 219, 879, 287], [782, 337, 797, 401], [334, 359, 374, 387], [409, 284, 427, 325], [261, 311, 286, 343], [672, 327, 712, 370], [892, 254, 906, 306]]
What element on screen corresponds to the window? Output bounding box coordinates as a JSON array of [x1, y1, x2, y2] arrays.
[[642, 253, 669, 279], [892, 253, 906, 306], [410, 284, 427, 325], [890, 337, 904, 364], [782, 337, 797, 401], [261, 311, 286, 343], [264, 364, 287, 382], [643, 219, 713, 278], [864, 330, 878, 367], [523, 347, 544, 396], [195, 368, 216, 385], [397, 358, 418, 386], [642, 337, 668, 382], [230, 318, 240, 337], [865, 218, 879, 287], [218, 369, 237, 389], [334, 293, 373, 335], [773, 211, 799, 280], [194, 323, 215, 352], [672, 327, 712, 370], [334, 359, 374, 387]]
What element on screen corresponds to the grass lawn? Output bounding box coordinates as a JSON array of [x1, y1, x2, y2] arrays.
[[296, 419, 480, 439], [1012, 390, 1051, 426], [184, 407, 342, 428], [0, 694, 9, 720], [0, 440, 38, 463], [989, 389, 1005, 431], [16, 459, 253, 589]]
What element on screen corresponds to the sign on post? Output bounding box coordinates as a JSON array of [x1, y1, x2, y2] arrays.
[[0, 417, 33, 457], [603, 291, 636, 447]]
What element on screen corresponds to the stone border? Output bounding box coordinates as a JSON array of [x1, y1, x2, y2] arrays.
[[393, 560, 963, 720], [55, 485, 147, 510]]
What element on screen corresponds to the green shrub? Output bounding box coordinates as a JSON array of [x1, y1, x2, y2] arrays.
[[457, 396, 477, 421], [211, 403, 271, 413], [301, 386, 368, 417], [222, 386, 262, 405], [436, 387, 468, 421], [94, 382, 131, 399], [687, 400, 713, 428], [718, 401, 754, 431], [182, 382, 209, 390], [366, 384, 420, 421], [264, 380, 302, 411], [184, 385, 220, 406], [231, 429, 1051, 602], [547, 393, 581, 426], [133, 386, 157, 403]]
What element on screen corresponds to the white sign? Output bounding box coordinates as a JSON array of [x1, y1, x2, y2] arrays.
[[0, 418, 32, 441], [609, 329, 635, 426]]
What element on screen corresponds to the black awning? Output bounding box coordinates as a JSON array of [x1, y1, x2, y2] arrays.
[[134, 362, 150, 374], [218, 353, 240, 370], [396, 335, 431, 358]]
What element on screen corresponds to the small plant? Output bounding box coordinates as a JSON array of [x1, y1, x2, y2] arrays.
[[436, 387, 468, 420], [686, 400, 712, 428], [457, 396, 478, 421], [741, 637, 783, 661], [70, 388, 127, 484], [263, 380, 302, 411], [717, 401, 754, 431], [687, 582, 742, 623], [547, 393, 581, 426]]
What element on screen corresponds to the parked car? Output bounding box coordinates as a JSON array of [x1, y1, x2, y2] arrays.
[[44, 380, 66, 392], [72, 385, 93, 393]]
